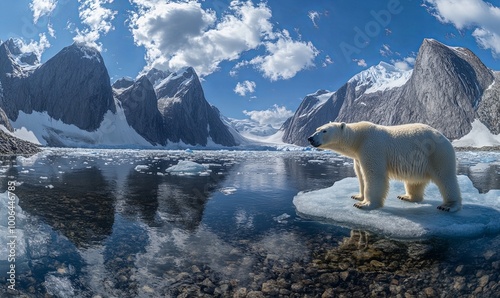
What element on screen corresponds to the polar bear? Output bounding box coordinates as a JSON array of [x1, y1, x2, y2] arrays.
[[308, 121, 462, 212]]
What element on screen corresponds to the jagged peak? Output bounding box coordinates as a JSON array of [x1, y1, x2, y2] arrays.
[[66, 42, 103, 63], [112, 77, 135, 90], [348, 61, 412, 94]]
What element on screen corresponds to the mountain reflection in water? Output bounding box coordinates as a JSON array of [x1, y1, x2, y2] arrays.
[[0, 149, 498, 297]]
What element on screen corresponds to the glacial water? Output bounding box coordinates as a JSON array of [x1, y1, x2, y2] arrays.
[[0, 149, 499, 297]]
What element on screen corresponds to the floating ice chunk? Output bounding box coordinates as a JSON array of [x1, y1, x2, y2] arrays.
[[185, 148, 194, 153], [219, 187, 237, 195], [166, 160, 209, 176], [134, 165, 149, 172], [293, 175, 500, 239], [308, 159, 325, 164], [45, 185, 54, 189], [273, 213, 291, 223], [44, 275, 75, 298]]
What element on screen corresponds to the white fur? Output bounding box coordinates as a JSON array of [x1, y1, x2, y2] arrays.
[[308, 121, 462, 212]]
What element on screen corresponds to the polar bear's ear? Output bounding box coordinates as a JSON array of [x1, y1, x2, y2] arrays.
[[340, 122, 346, 130]]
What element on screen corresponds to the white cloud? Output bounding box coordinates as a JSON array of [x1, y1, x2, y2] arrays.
[[130, 0, 275, 76], [30, 0, 57, 24], [380, 44, 393, 56], [353, 58, 367, 67], [425, 0, 500, 56], [234, 80, 257, 96], [73, 0, 117, 51], [393, 56, 416, 70], [243, 104, 294, 128], [249, 30, 319, 81], [129, 0, 318, 80], [18, 33, 51, 63], [308, 11, 320, 28], [322, 55, 333, 67]]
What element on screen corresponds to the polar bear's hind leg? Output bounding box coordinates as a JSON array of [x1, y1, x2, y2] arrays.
[[397, 181, 428, 202], [433, 170, 462, 212]]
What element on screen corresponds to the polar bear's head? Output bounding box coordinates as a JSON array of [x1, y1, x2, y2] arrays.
[[308, 122, 346, 148]]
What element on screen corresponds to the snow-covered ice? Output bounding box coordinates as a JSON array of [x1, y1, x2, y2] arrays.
[[219, 187, 237, 195], [293, 175, 500, 239], [453, 119, 500, 148], [166, 160, 209, 176]]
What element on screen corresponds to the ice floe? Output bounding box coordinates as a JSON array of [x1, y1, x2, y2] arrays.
[[293, 175, 500, 239], [165, 160, 210, 176]]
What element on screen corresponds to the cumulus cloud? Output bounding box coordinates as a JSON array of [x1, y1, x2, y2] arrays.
[[393, 56, 416, 70], [130, 0, 274, 76], [243, 105, 294, 128], [129, 0, 318, 80], [73, 0, 117, 50], [234, 80, 257, 96], [30, 0, 57, 24], [17, 33, 51, 63], [249, 30, 319, 81], [425, 0, 500, 56]]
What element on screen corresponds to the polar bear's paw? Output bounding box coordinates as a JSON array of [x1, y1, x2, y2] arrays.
[[397, 195, 423, 202], [397, 195, 412, 201], [351, 194, 363, 201], [353, 201, 379, 210], [437, 202, 462, 212]]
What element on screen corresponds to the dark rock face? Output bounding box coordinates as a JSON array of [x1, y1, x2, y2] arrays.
[[28, 44, 116, 131], [154, 67, 238, 147], [0, 129, 40, 155], [476, 71, 500, 135], [0, 39, 239, 147], [282, 39, 497, 146], [114, 76, 166, 145], [0, 41, 115, 132], [395, 39, 494, 139], [282, 90, 343, 146]]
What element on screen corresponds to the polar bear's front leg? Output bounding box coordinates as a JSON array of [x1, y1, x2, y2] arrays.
[[354, 162, 389, 210], [351, 159, 364, 201]]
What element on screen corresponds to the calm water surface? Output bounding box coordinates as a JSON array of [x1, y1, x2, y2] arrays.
[[0, 149, 499, 297]]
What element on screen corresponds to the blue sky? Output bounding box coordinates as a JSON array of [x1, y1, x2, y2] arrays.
[[0, 0, 499, 126]]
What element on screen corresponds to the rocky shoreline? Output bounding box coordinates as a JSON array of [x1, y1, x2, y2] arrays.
[[0, 130, 40, 155], [165, 231, 500, 298], [5, 229, 500, 298]]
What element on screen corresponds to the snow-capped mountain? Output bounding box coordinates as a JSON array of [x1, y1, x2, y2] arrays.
[[0, 39, 240, 148], [282, 38, 499, 146], [347, 61, 412, 95]]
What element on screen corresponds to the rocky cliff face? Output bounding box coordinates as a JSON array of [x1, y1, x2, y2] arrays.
[[153, 67, 238, 147], [0, 39, 239, 148], [476, 71, 500, 135], [282, 39, 498, 146], [113, 76, 166, 145], [0, 41, 115, 131]]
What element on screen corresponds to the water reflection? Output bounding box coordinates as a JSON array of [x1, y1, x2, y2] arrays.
[[15, 167, 115, 247], [0, 149, 498, 297]]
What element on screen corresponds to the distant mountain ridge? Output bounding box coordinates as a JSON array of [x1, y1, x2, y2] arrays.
[[282, 39, 499, 146], [0, 39, 239, 148]]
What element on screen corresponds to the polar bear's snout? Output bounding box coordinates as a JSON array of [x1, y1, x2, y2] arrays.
[[308, 134, 321, 147]]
